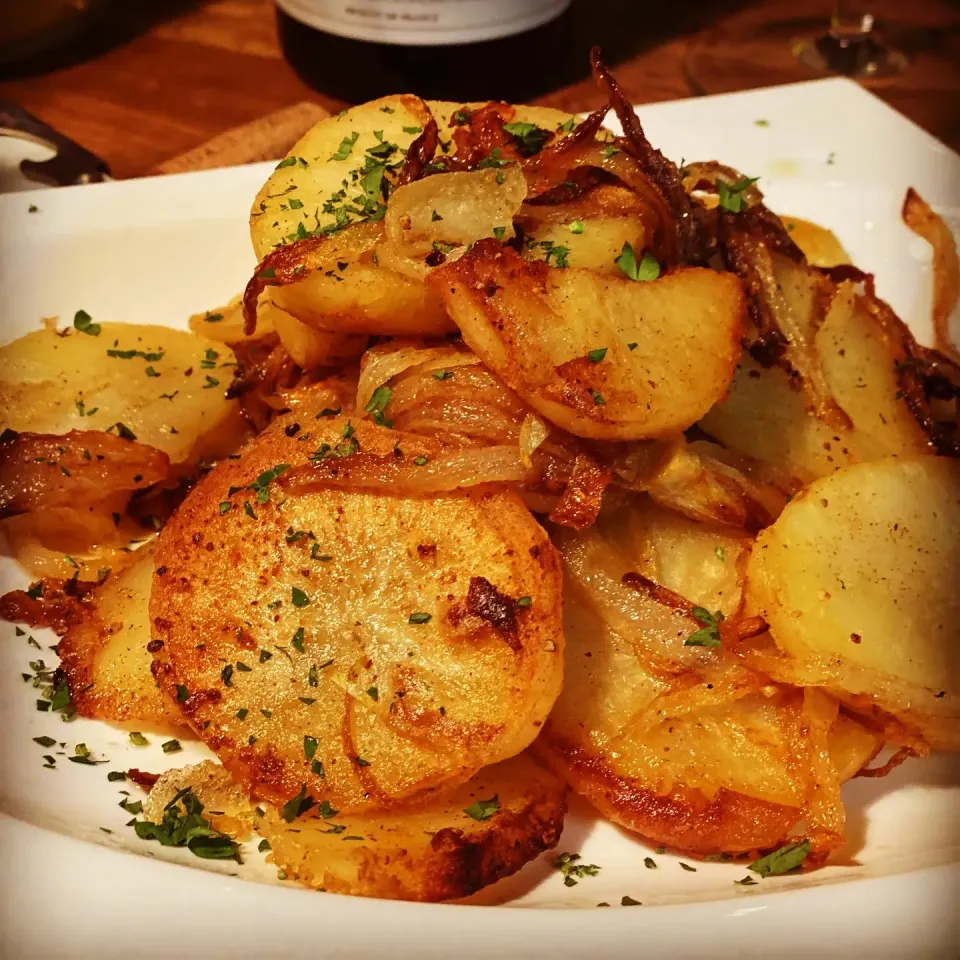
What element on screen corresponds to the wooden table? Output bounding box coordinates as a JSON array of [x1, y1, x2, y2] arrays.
[[1, 0, 957, 180]]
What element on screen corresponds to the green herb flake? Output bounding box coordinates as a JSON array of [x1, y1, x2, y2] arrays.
[[414, 455, 428, 466], [364, 386, 393, 427], [219, 501, 232, 515], [304, 735, 319, 760], [716, 176, 759, 214], [365, 686, 379, 702], [553, 852, 601, 886], [282, 784, 317, 823], [715, 546, 726, 561], [128, 787, 241, 862], [568, 220, 585, 234], [402, 125, 422, 134], [73, 310, 101, 336], [107, 770, 127, 782], [679, 861, 697, 872], [129, 731, 149, 746], [275, 156, 298, 169], [291, 627, 305, 652], [221, 664, 234, 687], [754, 119, 770, 127], [431, 209, 443, 221], [748, 840, 811, 877], [644, 856, 657, 869], [32, 735, 57, 748], [161, 739, 182, 754], [463, 794, 499, 821], [432, 369, 453, 380], [291, 586, 310, 608], [408, 611, 431, 624], [589, 388, 605, 406], [237, 708, 249, 721], [735, 875, 759, 886], [492, 225, 507, 241], [587, 347, 608, 363], [684, 607, 725, 648], [176, 685, 189, 702]]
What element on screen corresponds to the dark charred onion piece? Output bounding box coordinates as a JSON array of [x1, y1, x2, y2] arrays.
[[446, 102, 519, 170], [242, 236, 326, 335], [279, 445, 532, 496], [520, 105, 609, 194], [397, 114, 439, 187], [0, 576, 96, 634], [902, 187, 960, 365], [525, 166, 621, 206], [547, 454, 610, 530], [590, 47, 711, 264], [0, 430, 170, 519], [464, 576, 521, 652], [227, 336, 303, 434]]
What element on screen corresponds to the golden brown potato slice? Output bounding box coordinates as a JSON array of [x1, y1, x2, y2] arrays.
[[266, 299, 367, 369], [250, 96, 572, 261], [189, 292, 278, 345], [259, 753, 566, 901], [248, 97, 572, 338], [150, 415, 564, 814], [780, 216, 851, 268], [746, 455, 960, 750], [0, 322, 243, 465], [429, 242, 744, 440], [56, 549, 187, 732], [534, 524, 880, 856]]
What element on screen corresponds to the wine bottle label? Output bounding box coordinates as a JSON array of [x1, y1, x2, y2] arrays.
[[277, 0, 572, 46]]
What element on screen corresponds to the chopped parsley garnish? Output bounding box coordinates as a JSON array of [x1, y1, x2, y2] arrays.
[[32, 735, 57, 748], [463, 795, 499, 821], [237, 708, 249, 720], [715, 546, 726, 561], [402, 125, 421, 134], [258, 839, 272, 853], [291, 627, 305, 652], [679, 861, 697, 872], [161, 739, 182, 754], [431, 210, 443, 221], [69, 743, 106, 765], [107, 770, 127, 782], [304, 735, 318, 760], [282, 785, 316, 822], [130, 787, 241, 861], [364, 386, 393, 427], [129, 732, 149, 746], [291, 586, 310, 608], [248, 463, 291, 504], [203, 312, 223, 323], [408, 611, 431, 624], [644, 856, 657, 869], [716, 176, 759, 214], [748, 840, 811, 877], [621, 895, 641, 906], [414, 456, 428, 466], [537, 239, 569, 268], [221, 664, 234, 686], [615, 242, 660, 281], [589, 388, 605, 406], [684, 607, 724, 648], [275, 156, 298, 169], [366, 686, 378, 701], [553, 852, 600, 886], [73, 310, 100, 336], [106, 421, 137, 441], [203, 375, 220, 389], [754, 119, 769, 127], [176, 685, 189, 702], [587, 347, 608, 363], [355, 756, 370, 767], [492, 225, 506, 241], [569, 220, 585, 234], [219, 501, 232, 515], [558, 117, 577, 132], [288, 198, 304, 210], [502, 121, 549, 155], [432, 369, 453, 380]]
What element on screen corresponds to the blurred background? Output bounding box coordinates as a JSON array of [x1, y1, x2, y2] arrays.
[[0, 0, 957, 184]]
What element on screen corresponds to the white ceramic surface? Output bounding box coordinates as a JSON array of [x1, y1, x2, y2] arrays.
[[0, 78, 958, 959]]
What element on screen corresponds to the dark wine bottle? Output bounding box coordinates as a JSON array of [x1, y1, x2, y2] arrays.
[[276, 0, 581, 104]]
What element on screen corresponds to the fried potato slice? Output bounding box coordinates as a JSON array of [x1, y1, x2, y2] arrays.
[[259, 753, 566, 901], [189, 292, 277, 345], [56, 549, 187, 732], [534, 524, 880, 856], [0, 322, 242, 465], [249, 97, 571, 337], [779, 216, 851, 268], [266, 299, 367, 369], [429, 241, 744, 440], [150, 415, 564, 813], [745, 455, 960, 750], [0, 429, 168, 519]]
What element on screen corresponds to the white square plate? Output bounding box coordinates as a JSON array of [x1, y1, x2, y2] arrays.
[[1, 78, 958, 959]]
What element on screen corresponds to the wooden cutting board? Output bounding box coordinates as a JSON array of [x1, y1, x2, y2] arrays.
[[149, 101, 331, 175]]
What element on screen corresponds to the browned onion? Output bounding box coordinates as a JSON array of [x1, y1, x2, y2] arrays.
[[280, 445, 532, 497]]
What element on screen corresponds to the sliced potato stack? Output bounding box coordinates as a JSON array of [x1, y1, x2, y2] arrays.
[[745, 455, 960, 750], [0, 321, 243, 578], [56, 548, 188, 732], [150, 413, 564, 813], [535, 503, 880, 856]]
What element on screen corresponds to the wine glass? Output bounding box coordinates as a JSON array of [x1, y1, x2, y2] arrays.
[[683, 1, 911, 97]]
